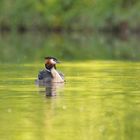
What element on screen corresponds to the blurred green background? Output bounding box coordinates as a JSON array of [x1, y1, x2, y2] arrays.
[[0, 33, 140, 63], [0, 0, 140, 31], [0, 0, 140, 63]]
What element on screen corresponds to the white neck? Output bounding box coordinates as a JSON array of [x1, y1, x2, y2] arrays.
[[51, 67, 64, 83]]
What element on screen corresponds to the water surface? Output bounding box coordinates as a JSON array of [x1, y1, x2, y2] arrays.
[[0, 61, 140, 140]]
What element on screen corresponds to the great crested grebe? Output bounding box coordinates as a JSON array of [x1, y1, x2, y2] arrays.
[[38, 56, 64, 83]]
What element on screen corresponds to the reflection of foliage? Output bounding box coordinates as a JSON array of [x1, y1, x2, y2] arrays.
[[0, 0, 140, 30], [0, 33, 140, 63]]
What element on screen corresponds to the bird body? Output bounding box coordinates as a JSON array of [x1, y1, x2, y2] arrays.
[[37, 57, 64, 83]]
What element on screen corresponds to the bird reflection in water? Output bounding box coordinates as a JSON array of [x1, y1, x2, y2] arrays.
[[37, 81, 64, 97]]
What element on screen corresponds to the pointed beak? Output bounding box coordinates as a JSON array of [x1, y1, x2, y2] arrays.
[[56, 60, 60, 63]]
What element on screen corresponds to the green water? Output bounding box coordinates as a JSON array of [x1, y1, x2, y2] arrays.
[[0, 61, 140, 140]]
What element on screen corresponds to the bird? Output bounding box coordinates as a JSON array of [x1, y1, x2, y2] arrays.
[[38, 56, 64, 83]]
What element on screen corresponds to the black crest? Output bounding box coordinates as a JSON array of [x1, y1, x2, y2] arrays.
[[44, 56, 59, 63], [44, 56, 57, 61]]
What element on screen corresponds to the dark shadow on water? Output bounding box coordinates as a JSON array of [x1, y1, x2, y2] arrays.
[[36, 81, 64, 97]]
